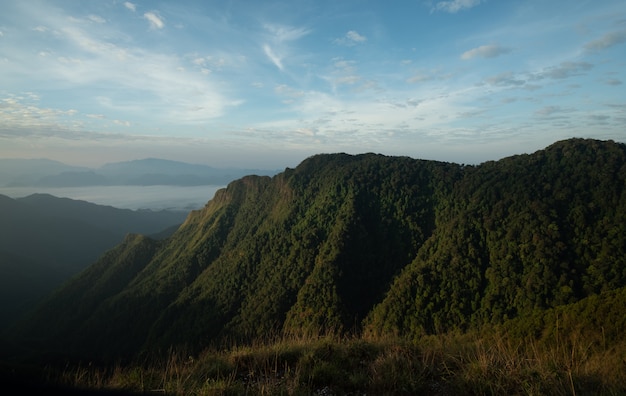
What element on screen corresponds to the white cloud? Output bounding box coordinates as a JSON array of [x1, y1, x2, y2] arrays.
[[407, 73, 432, 84], [260, 24, 310, 72], [2, 0, 623, 168], [113, 119, 131, 126], [0, 3, 239, 126], [334, 30, 367, 46], [0, 95, 83, 132], [4, 22, 236, 124], [274, 84, 304, 97], [347, 30, 366, 43], [434, 0, 483, 13], [461, 44, 511, 60], [326, 59, 363, 88], [263, 24, 310, 43], [263, 44, 283, 70], [249, 83, 485, 152], [144, 12, 164, 29], [88, 15, 106, 24], [275, 84, 305, 104]]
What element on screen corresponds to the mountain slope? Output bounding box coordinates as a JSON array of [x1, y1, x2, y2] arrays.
[[7, 138, 626, 362], [364, 138, 626, 336], [0, 194, 188, 331], [16, 193, 187, 236]]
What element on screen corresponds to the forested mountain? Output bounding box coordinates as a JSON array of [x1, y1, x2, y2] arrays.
[[0, 194, 187, 331], [6, 138, 626, 363]]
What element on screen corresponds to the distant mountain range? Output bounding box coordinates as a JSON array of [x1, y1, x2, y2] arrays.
[[0, 193, 189, 331], [0, 158, 280, 187], [6, 138, 625, 363]]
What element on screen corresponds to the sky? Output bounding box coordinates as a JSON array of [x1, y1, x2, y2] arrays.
[[0, 0, 625, 169]]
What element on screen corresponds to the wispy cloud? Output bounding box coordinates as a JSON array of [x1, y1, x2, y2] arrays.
[[4, 17, 236, 124], [481, 61, 594, 90], [274, 84, 305, 104], [331, 59, 360, 85], [263, 24, 310, 42], [605, 78, 622, 86], [406, 68, 451, 84], [485, 71, 525, 87], [0, 94, 79, 132], [144, 12, 164, 29], [536, 61, 593, 80], [347, 30, 366, 43], [407, 73, 433, 84], [433, 0, 483, 13], [334, 30, 367, 46], [261, 24, 310, 72], [263, 44, 283, 70], [461, 44, 511, 60], [88, 15, 106, 24], [0, 0, 623, 168], [584, 30, 626, 52], [535, 105, 570, 118]]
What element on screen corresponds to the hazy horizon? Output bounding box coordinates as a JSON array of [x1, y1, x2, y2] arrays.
[[0, 185, 224, 211], [1, 1, 625, 169]]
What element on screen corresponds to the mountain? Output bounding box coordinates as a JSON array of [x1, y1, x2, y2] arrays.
[[0, 159, 89, 187], [0, 158, 279, 187], [0, 194, 188, 331], [98, 158, 278, 186], [6, 138, 625, 363]]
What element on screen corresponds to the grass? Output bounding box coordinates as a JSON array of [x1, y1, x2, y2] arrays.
[[32, 328, 626, 396]]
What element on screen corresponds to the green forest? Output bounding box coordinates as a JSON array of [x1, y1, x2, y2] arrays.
[[2, 138, 626, 395]]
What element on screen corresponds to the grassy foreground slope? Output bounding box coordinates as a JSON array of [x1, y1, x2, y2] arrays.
[[33, 287, 626, 395]]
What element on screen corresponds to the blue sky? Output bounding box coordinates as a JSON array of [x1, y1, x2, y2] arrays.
[[1, 0, 625, 169]]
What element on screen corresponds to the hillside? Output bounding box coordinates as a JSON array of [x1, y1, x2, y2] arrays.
[[6, 138, 625, 364], [0, 194, 187, 331]]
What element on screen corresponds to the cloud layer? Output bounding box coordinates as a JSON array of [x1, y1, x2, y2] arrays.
[[0, 0, 624, 169]]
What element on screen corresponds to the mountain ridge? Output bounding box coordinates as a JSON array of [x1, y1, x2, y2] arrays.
[[0, 157, 280, 187], [6, 138, 626, 363]]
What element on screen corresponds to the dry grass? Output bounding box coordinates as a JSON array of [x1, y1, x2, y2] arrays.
[[41, 329, 626, 395]]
